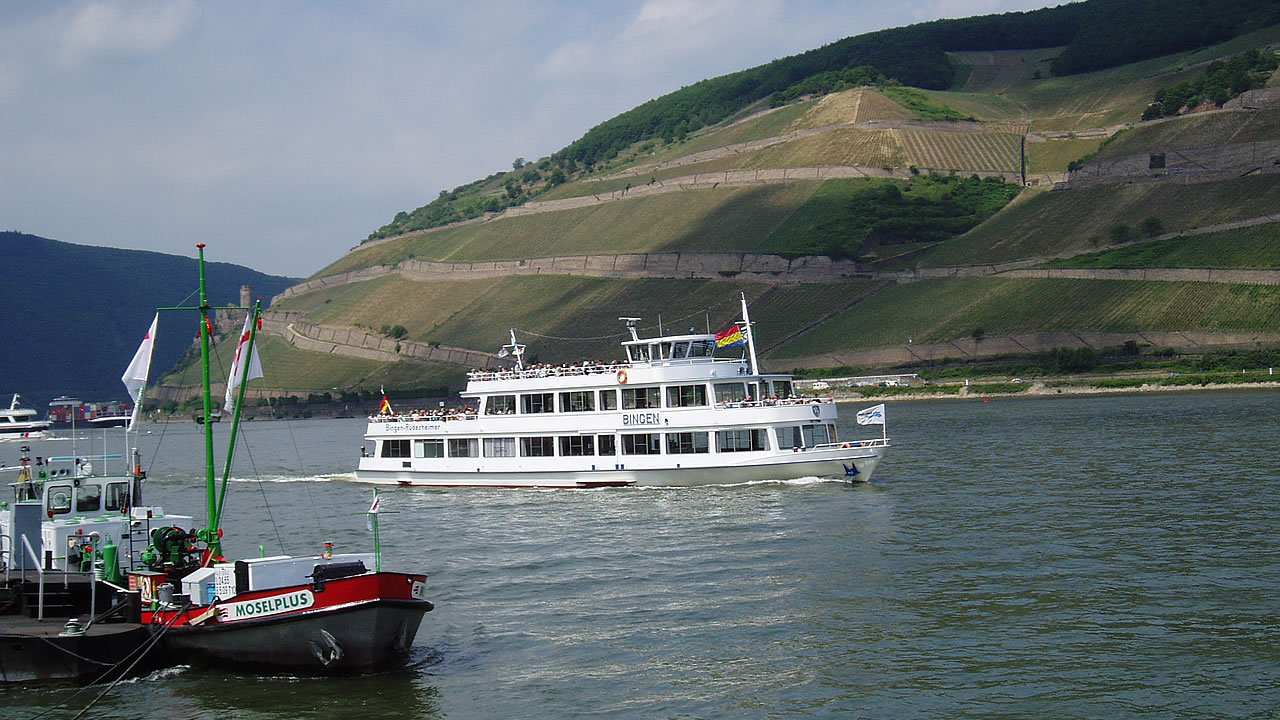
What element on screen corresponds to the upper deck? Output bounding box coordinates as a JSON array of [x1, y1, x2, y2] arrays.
[[464, 331, 766, 395]]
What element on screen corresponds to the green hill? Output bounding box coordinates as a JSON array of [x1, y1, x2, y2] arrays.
[[171, 5, 1280, 399]]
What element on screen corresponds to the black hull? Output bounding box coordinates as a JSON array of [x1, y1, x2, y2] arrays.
[[160, 600, 428, 675], [0, 621, 157, 685]]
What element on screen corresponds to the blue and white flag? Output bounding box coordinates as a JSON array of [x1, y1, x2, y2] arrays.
[[856, 403, 886, 425]]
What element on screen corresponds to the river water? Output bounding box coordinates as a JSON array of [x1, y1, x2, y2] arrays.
[[3, 390, 1277, 719]]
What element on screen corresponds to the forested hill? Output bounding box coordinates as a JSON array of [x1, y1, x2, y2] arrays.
[[0, 232, 297, 407], [368, 0, 1280, 241], [559, 0, 1279, 166]]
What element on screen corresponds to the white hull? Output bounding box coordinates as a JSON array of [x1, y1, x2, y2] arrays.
[[0, 430, 49, 441], [1, 394, 51, 439], [356, 442, 886, 488]]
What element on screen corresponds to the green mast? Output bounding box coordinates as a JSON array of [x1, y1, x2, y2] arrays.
[[196, 244, 217, 543]]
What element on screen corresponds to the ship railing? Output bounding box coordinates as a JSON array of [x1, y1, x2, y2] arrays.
[[17, 533, 99, 621], [716, 396, 834, 410], [467, 362, 627, 382], [812, 437, 889, 451], [369, 412, 479, 423]]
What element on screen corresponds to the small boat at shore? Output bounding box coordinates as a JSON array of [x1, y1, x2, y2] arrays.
[[0, 394, 51, 441], [356, 294, 889, 488], [87, 414, 132, 429], [0, 245, 432, 684]]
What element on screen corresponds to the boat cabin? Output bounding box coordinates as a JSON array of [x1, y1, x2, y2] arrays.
[[622, 334, 719, 364], [5, 455, 142, 521]]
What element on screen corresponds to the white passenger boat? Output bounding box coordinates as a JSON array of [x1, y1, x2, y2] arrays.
[[356, 296, 889, 488], [0, 394, 52, 441]]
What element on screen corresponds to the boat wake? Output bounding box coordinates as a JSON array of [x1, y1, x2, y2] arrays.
[[226, 474, 335, 484]]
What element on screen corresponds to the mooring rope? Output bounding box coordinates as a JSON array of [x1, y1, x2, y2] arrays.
[[28, 600, 192, 720]]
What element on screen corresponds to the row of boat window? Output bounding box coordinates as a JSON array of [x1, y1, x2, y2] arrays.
[[43, 481, 132, 516], [484, 381, 794, 415], [380, 424, 832, 459]]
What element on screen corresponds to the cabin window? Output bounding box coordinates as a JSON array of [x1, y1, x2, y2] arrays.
[[776, 427, 799, 450], [769, 380, 794, 398], [665, 384, 707, 407], [413, 439, 444, 458], [520, 436, 555, 457], [666, 432, 709, 454], [47, 484, 73, 515], [690, 341, 716, 357], [448, 438, 479, 458], [486, 395, 516, 415], [104, 482, 131, 511], [671, 342, 689, 359], [382, 439, 411, 458], [621, 433, 661, 455], [802, 424, 830, 447], [484, 437, 517, 457], [559, 435, 595, 456], [559, 391, 594, 413], [717, 429, 767, 452], [597, 435, 616, 456], [599, 390, 618, 410], [775, 424, 829, 449], [521, 393, 555, 414], [76, 483, 102, 512], [714, 382, 752, 404], [622, 387, 660, 410]]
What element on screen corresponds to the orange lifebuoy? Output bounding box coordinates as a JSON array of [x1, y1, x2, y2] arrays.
[[617, 369, 628, 384]]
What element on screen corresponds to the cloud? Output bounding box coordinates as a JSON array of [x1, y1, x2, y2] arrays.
[[538, 0, 784, 83], [59, 0, 196, 66]]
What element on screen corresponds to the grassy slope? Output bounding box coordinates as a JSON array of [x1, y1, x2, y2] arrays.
[[316, 182, 821, 273], [1041, 223, 1280, 269], [767, 277, 1280, 359], [1093, 109, 1280, 158], [917, 174, 1280, 267], [423, 276, 774, 364], [161, 334, 466, 396], [276, 274, 505, 340], [280, 276, 883, 369], [1026, 137, 1104, 173], [915, 89, 1026, 121], [1004, 26, 1280, 132]]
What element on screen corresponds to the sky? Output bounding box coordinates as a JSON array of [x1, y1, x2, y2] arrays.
[[0, 0, 1066, 278]]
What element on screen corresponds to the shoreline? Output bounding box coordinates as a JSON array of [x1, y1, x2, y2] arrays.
[[830, 379, 1280, 403]]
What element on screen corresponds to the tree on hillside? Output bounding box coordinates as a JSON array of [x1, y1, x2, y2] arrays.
[[1141, 47, 1279, 119], [1140, 217, 1164, 238]]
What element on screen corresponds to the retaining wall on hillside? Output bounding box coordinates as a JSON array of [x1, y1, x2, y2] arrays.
[[1068, 138, 1280, 188], [261, 311, 503, 370], [275, 242, 1280, 306], [776, 330, 1280, 371]]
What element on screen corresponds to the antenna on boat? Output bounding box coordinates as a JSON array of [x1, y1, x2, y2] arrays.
[[739, 293, 759, 376], [503, 329, 526, 370], [620, 317, 641, 342]]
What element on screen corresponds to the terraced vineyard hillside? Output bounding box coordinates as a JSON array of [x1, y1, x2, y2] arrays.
[[164, 21, 1280, 400]]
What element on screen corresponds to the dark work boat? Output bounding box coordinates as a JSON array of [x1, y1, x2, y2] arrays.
[[0, 245, 432, 684]]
